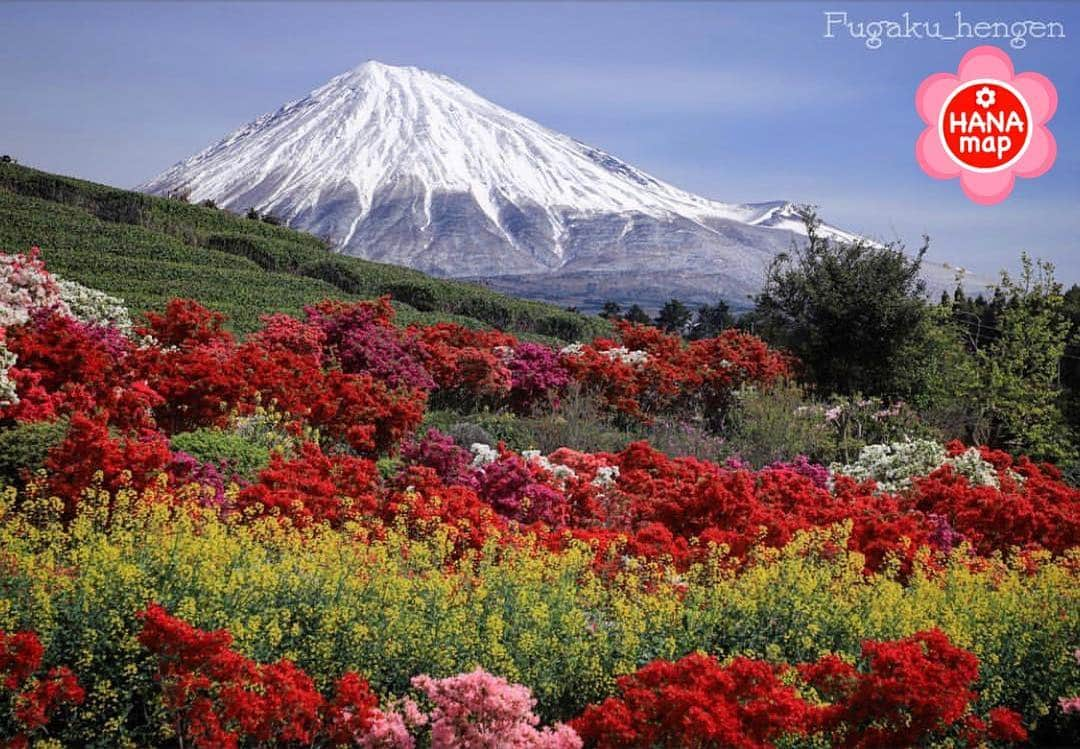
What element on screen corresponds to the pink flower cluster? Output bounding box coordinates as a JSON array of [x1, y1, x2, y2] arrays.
[[412, 668, 581, 749]]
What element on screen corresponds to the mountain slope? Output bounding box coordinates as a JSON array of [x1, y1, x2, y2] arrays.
[[142, 61, 989, 310], [0, 162, 608, 340]]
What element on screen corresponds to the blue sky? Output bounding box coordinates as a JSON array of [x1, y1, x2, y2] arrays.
[[1, 0, 1077, 282]]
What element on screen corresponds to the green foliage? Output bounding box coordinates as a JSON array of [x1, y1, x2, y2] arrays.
[[634, 417, 730, 464], [506, 385, 639, 454], [623, 304, 650, 325], [655, 298, 691, 334], [891, 307, 984, 442], [721, 381, 833, 466], [0, 162, 606, 341], [973, 256, 1074, 461], [0, 419, 68, 485], [170, 427, 272, 480], [426, 387, 642, 455], [754, 207, 929, 396], [688, 301, 735, 340]]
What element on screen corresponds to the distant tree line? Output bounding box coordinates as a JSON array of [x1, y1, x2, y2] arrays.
[[599, 298, 735, 340]]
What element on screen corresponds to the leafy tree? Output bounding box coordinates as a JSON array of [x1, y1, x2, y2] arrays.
[[245, 207, 260, 220], [754, 207, 929, 396], [892, 306, 982, 439], [600, 300, 622, 320], [688, 302, 735, 340], [623, 304, 651, 325], [1061, 284, 1080, 434], [973, 256, 1073, 461], [655, 298, 691, 334]]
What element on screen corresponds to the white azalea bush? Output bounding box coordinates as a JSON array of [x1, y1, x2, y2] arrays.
[[833, 439, 1000, 492], [57, 278, 134, 335]]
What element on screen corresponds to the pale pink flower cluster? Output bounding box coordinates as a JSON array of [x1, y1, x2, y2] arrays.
[[0, 248, 67, 327], [411, 668, 581, 749]]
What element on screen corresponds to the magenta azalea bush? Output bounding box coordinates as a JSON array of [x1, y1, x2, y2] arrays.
[[509, 342, 570, 412]]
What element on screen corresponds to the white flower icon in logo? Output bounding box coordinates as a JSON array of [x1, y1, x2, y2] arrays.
[[974, 86, 996, 109]]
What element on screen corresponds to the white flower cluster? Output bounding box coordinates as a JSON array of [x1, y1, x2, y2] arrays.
[[58, 279, 134, 335], [0, 340, 18, 406], [522, 450, 577, 484], [0, 252, 135, 337], [470, 442, 499, 469], [559, 343, 649, 366], [591, 465, 620, 488], [833, 439, 999, 492], [601, 346, 648, 366], [947, 446, 1002, 488], [0, 252, 65, 327]]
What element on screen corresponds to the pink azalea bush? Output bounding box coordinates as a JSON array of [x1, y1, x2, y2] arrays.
[[411, 668, 581, 749]]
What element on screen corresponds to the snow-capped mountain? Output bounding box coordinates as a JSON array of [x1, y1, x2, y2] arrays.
[[141, 61, 985, 310]]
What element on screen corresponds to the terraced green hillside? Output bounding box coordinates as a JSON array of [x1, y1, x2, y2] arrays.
[[0, 162, 608, 340]]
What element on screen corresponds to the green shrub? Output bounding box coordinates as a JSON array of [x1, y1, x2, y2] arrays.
[[0, 419, 69, 485], [170, 427, 271, 479], [383, 280, 439, 312], [635, 417, 730, 463], [722, 381, 833, 467]]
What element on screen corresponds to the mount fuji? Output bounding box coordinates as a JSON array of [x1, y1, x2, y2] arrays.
[[140, 61, 983, 310]]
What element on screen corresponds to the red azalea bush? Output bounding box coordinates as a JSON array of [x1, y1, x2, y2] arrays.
[[572, 630, 1027, 749], [413, 323, 514, 404], [137, 604, 388, 749], [572, 652, 811, 749], [386, 466, 507, 553], [560, 322, 791, 421], [236, 442, 379, 526], [44, 412, 172, 517], [545, 442, 931, 572], [138, 605, 583, 749], [911, 444, 1080, 556], [2, 249, 1077, 575], [0, 629, 84, 749], [141, 298, 233, 348]]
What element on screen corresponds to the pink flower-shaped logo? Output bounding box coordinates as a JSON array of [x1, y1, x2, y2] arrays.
[[916, 46, 1057, 205]]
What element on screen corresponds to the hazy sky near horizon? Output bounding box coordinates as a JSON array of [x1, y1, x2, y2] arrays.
[[1, 0, 1077, 282]]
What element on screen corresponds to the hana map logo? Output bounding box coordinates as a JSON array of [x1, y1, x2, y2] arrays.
[[915, 46, 1057, 205]]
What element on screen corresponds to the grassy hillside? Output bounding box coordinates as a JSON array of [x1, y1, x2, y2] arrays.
[[0, 161, 608, 340]]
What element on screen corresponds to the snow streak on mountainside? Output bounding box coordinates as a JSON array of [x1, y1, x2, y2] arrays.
[[141, 61, 987, 310]]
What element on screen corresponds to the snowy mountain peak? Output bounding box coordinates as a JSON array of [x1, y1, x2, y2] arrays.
[[141, 61, 981, 309], [142, 60, 763, 237]]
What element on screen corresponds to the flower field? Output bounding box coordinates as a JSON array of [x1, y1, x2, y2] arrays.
[[0, 248, 1077, 747]]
